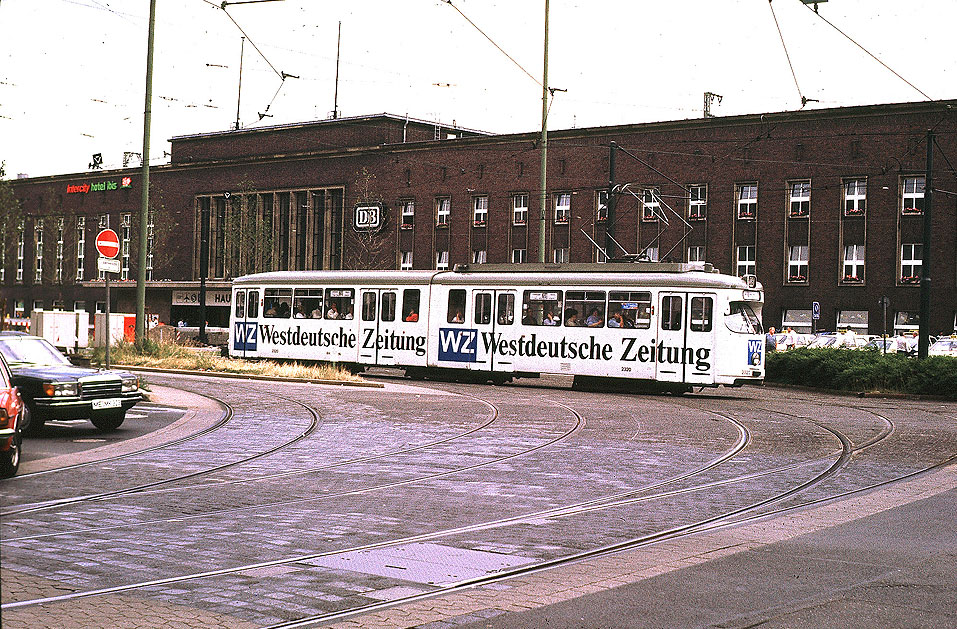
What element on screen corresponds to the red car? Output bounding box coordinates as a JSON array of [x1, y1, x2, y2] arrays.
[[0, 352, 24, 478]]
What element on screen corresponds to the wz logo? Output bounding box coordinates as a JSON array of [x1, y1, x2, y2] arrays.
[[234, 322, 258, 351], [748, 339, 763, 366], [438, 328, 478, 363]]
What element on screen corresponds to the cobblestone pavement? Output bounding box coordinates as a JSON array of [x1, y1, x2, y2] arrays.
[[1, 376, 954, 628]]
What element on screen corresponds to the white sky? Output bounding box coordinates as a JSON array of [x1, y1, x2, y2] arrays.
[[1, 0, 954, 178]]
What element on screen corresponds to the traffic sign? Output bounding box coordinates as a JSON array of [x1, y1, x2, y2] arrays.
[[95, 229, 120, 258], [812, 301, 821, 320], [97, 256, 121, 274]]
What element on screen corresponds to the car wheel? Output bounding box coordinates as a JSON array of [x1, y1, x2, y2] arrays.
[[0, 431, 21, 478], [91, 410, 125, 431], [21, 402, 44, 436]]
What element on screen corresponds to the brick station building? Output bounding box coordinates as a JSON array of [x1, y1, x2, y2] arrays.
[[3, 100, 956, 335]]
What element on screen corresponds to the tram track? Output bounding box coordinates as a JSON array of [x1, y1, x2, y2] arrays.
[[0, 388, 323, 517]]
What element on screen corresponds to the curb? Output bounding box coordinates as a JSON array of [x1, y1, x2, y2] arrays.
[[115, 364, 384, 388]]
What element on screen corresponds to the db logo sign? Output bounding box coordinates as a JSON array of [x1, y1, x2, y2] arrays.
[[353, 203, 384, 232]]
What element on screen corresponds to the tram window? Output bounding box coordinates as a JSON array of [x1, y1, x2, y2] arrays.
[[247, 291, 259, 318], [235, 291, 245, 319], [690, 297, 713, 332], [725, 302, 762, 334], [325, 288, 354, 320], [474, 293, 492, 325], [566, 291, 605, 328], [497, 293, 515, 325], [447, 289, 466, 324], [381, 292, 397, 322], [264, 288, 292, 318], [294, 288, 323, 319], [522, 290, 563, 326], [661, 296, 683, 331], [402, 289, 420, 322], [361, 292, 377, 322], [608, 291, 651, 329]]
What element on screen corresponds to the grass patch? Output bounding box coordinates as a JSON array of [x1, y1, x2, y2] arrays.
[[766, 348, 957, 399], [93, 340, 365, 383]]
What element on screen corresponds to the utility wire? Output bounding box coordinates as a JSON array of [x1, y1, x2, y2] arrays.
[[442, 0, 542, 88], [796, 0, 933, 101], [768, 0, 805, 106]]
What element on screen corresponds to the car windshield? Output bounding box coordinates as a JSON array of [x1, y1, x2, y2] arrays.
[[0, 337, 71, 366]]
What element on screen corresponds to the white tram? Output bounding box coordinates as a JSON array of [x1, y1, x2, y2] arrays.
[[229, 262, 765, 391]]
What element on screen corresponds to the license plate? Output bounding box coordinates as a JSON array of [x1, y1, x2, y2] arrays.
[[92, 399, 122, 410]]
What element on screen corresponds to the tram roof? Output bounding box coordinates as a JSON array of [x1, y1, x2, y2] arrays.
[[233, 263, 759, 291]]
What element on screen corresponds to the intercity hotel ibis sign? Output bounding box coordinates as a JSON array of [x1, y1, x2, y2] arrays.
[[66, 177, 133, 194]]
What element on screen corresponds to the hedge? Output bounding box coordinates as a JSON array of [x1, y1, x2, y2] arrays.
[[765, 348, 957, 399]]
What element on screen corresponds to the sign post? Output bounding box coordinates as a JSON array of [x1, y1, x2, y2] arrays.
[[879, 296, 891, 354], [812, 301, 820, 334], [96, 229, 121, 368]]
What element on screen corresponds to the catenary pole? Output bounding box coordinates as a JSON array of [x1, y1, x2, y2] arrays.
[[918, 129, 934, 359], [136, 0, 157, 344], [537, 0, 549, 263], [605, 142, 616, 261]]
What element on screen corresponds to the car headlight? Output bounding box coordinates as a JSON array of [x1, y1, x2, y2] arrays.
[[43, 382, 79, 397], [121, 376, 139, 393]]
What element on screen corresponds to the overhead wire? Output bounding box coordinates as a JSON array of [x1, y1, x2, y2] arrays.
[[767, 0, 805, 106]]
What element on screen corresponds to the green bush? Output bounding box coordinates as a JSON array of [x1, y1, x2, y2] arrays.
[[766, 348, 957, 399]]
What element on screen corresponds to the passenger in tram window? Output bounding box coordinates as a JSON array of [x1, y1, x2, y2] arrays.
[[543, 309, 559, 325], [265, 302, 278, 317], [450, 308, 465, 324], [405, 308, 419, 322], [564, 308, 580, 326], [293, 304, 306, 318], [277, 302, 290, 318], [585, 308, 603, 328], [311, 306, 323, 318], [343, 305, 354, 320], [608, 310, 624, 328], [326, 302, 340, 319]]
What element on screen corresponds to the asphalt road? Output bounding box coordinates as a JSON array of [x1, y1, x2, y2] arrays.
[[2, 374, 955, 629]]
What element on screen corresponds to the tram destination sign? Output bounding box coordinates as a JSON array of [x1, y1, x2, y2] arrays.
[[353, 202, 385, 232]]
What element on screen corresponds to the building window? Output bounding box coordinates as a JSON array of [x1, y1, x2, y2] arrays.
[[472, 249, 487, 264], [554, 192, 570, 223], [736, 183, 757, 219], [596, 190, 608, 222], [900, 243, 922, 283], [787, 245, 808, 282], [688, 184, 707, 220], [788, 180, 810, 218], [121, 213, 131, 280], [400, 250, 413, 270], [736, 245, 756, 277], [32, 300, 43, 313], [843, 244, 865, 282], [146, 209, 154, 281], [436, 249, 449, 270], [400, 200, 414, 228], [34, 219, 43, 284], [75, 216, 85, 281], [894, 311, 919, 334], [837, 310, 868, 334], [0, 224, 5, 283], [511, 248, 527, 264], [472, 196, 488, 226], [436, 197, 450, 227], [901, 176, 925, 215], [14, 300, 24, 317], [641, 188, 660, 222], [55, 218, 64, 284], [553, 247, 569, 264], [782, 308, 812, 334], [74, 301, 86, 313], [16, 220, 24, 283], [513, 193, 528, 225], [844, 179, 866, 216], [642, 246, 659, 262], [688, 245, 705, 263]]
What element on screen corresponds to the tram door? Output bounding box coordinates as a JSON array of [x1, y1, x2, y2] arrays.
[[656, 292, 716, 384], [469, 289, 516, 374], [358, 289, 400, 366], [656, 293, 686, 382], [232, 289, 260, 359]]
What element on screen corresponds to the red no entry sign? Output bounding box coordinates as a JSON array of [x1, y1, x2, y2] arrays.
[[95, 228, 120, 258]]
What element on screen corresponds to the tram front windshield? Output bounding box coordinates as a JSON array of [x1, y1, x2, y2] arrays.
[[725, 302, 762, 334]]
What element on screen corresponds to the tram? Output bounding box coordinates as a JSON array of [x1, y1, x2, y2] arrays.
[[229, 262, 765, 392]]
